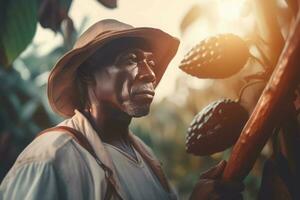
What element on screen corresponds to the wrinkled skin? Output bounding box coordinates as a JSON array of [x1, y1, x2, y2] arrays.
[[85, 46, 156, 159], [84, 44, 244, 199], [89, 48, 156, 118]]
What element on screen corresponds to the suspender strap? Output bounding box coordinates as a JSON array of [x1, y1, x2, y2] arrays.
[[37, 126, 119, 200]]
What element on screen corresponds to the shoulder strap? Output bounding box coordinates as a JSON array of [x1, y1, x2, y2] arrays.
[[38, 126, 96, 157], [37, 126, 118, 200]]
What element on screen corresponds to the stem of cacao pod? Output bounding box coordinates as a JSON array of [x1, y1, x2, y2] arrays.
[[237, 80, 266, 102], [249, 54, 267, 70], [253, 46, 272, 69], [222, 12, 300, 181]]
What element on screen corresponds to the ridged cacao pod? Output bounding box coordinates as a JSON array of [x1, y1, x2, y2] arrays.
[[186, 99, 249, 156], [179, 34, 250, 79]]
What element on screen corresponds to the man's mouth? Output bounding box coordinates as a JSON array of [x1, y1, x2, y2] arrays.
[[131, 89, 155, 102], [132, 89, 155, 96]]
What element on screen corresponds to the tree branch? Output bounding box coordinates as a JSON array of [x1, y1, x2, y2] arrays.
[[223, 12, 300, 181]]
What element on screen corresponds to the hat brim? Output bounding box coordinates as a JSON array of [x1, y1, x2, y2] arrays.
[[48, 27, 180, 118]]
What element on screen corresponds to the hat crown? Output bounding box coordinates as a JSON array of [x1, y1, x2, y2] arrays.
[[74, 19, 134, 49]]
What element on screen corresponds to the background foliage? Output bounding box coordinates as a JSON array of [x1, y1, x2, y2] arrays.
[[0, 0, 298, 199]]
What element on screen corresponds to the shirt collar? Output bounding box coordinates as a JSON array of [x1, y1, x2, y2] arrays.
[[65, 109, 171, 193], [69, 110, 125, 197]]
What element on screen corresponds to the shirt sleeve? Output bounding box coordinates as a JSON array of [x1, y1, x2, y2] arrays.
[[0, 161, 59, 200]]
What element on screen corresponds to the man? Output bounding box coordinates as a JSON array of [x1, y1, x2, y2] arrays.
[[0, 19, 244, 199]]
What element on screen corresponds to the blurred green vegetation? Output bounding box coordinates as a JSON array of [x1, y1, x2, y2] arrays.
[[0, 43, 65, 179], [0, 0, 99, 184], [0, 0, 106, 182]]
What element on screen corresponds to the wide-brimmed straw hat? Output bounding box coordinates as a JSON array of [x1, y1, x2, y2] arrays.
[[48, 19, 180, 118]]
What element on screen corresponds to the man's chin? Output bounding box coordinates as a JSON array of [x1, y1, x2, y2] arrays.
[[126, 105, 150, 118]]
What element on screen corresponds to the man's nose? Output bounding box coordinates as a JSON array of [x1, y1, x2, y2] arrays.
[[137, 59, 156, 83]]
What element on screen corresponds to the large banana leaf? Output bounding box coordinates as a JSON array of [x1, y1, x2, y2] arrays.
[[0, 0, 37, 67]]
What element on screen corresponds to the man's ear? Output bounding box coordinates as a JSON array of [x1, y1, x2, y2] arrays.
[[87, 86, 100, 106]]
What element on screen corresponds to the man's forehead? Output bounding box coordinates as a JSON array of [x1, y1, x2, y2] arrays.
[[86, 37, 153, 67], [119, 48, 154, 58]]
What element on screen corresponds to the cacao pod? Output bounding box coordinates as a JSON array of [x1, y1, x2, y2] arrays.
[[186, 99, 249, 156], [179, 34, 250, 79]]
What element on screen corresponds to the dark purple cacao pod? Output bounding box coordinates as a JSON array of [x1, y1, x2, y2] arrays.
[[179, 34, 249, 79], [38, 0, 71, 32], [186, 99, 249, 156], [97, 0, 117, 9]]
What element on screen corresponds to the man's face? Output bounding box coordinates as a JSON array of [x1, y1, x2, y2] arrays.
[[90, 47, 157, 117]]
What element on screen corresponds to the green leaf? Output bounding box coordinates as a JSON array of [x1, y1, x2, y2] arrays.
[[0, 0, 38, 67]]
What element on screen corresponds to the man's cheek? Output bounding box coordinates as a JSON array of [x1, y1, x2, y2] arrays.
[[120, 80, 131, 101], [116, 72, 134, 98]]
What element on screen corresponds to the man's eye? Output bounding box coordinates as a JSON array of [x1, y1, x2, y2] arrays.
[[126, 53, 137, 64], [116, 53, 137, 66], [147, 60, 155, 67]]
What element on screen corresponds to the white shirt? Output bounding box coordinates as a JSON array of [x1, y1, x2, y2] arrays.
[[0, 110, 177, 200], [104, 143, 173, 199]]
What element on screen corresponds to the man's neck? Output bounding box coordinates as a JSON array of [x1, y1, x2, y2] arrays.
[[85, 103, 132, 143], [84, 103, 138, 162]]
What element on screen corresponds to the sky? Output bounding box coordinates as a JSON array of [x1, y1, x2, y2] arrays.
[[26, 0, 257, 103]]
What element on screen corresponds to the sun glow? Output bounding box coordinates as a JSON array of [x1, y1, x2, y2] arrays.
[[178, 0, 255, 99], [218, 0, 245, 22], [27, 0, 254, 102]]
